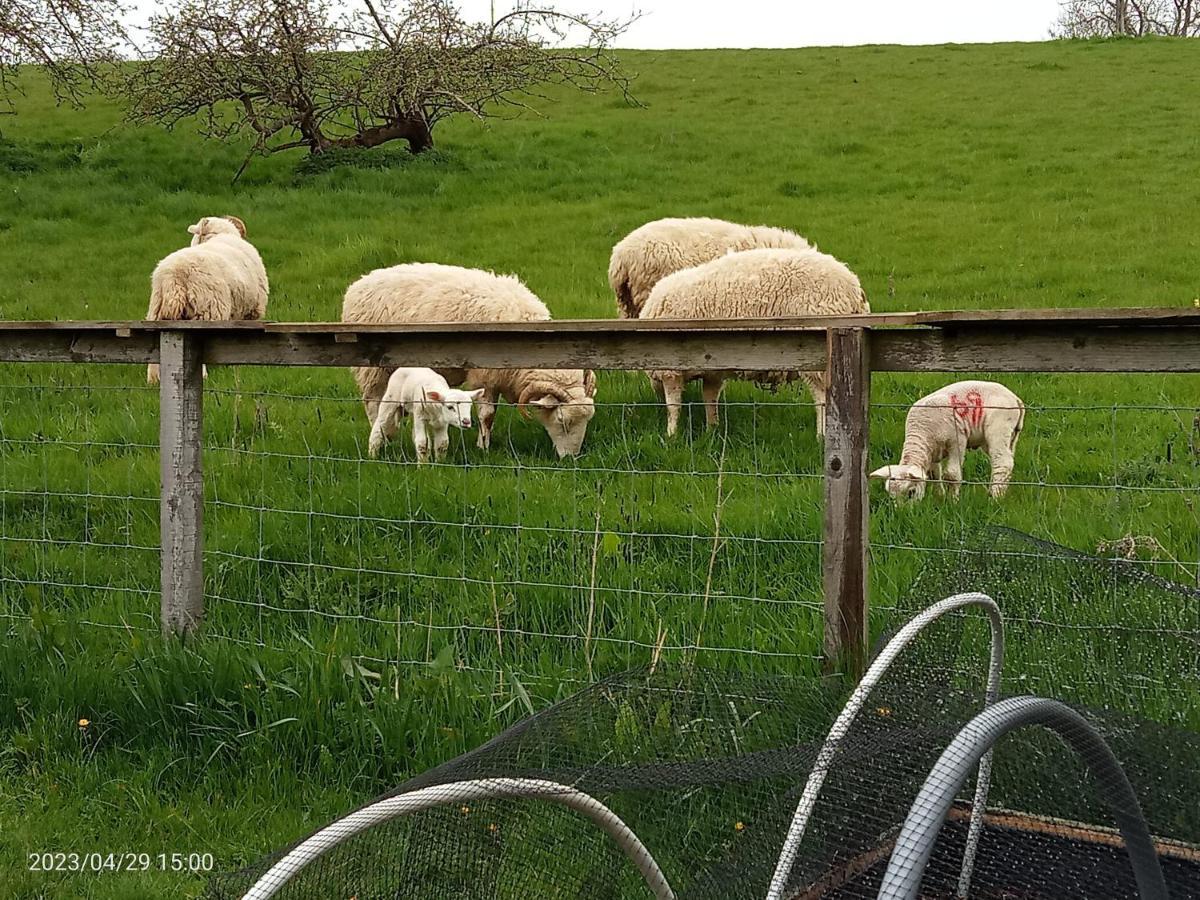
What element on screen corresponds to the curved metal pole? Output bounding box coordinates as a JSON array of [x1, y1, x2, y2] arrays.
[[240, 777, 675, 900], [877, 696, 1168, 900], [767, 592, 1003, 900]]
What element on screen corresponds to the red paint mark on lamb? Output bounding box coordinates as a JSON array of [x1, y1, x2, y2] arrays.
[[949, 389, 985, 430]]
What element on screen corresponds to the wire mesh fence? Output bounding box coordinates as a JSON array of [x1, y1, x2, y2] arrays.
[[1, 365, 1198, 711]]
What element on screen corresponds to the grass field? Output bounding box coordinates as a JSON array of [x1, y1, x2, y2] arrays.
[[1, 38, 1199, 898]]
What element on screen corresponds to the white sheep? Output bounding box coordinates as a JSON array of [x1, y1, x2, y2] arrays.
[[367, 367, 484, 462], [640, 247, 869, 437], [342, 263, 597, 458], [145, 215, 269, 384], [608, 217, 812, 319], [870, 380, 1025, 500]]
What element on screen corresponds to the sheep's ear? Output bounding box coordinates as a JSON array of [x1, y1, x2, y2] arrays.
[[424, 390, 443, 402], [467, 389, 485, 400], [222, 215, 247, 238], [531, 395, 560, 409], [187, 224, 201, 235], [869, 466, 896, 480]]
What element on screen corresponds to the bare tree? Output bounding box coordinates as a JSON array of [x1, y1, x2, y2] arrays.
[[0, 0, 126, 112], [126, 0, 633, 170], [1053, 0, 1200, 36]]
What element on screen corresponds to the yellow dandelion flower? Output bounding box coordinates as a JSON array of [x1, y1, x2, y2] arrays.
[[460, 805, 470, 816], [488, 823, 499, 834], [78, 718, 90, 729], [876, 706, 892, 717], [734, 821, 745, 832]]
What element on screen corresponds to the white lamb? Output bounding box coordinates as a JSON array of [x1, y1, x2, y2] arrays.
[[608, 217, 812, 319], [870, 380, 1025, 501], [342, 263, 597, 458], [640, 247, 869, 437], [367, 368, 484, 462], [145, 215, 269, 384]]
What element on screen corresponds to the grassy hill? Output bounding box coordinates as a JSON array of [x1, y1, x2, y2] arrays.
[[1, 40, 1199, 898]]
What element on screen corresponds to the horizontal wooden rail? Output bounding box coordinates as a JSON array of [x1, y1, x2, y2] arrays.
[[0, 311, 1199, 372]]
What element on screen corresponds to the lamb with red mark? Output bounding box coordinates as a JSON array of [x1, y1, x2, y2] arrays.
[[870, 380, 1025, 501]]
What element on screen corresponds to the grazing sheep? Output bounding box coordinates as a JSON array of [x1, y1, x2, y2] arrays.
[[870, 380, 1025, 501], [145, 216, 269, 384], [368, 367, 484, 462], [640, 247, 869, 437], [608, 217, 812, 319], [342, 263, 597, 458]]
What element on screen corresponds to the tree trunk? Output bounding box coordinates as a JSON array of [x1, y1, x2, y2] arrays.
[[334, 116, 433, 154]]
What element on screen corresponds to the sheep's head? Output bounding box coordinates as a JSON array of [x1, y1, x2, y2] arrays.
[[188, 216, 247, 245], [519, 371, 597, 458], [424, 388, 484, 430], [869, 464, 927, 502]]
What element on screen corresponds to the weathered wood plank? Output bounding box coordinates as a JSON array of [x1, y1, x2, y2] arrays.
[[871, 325, 1200, 372], [3, 306, 1200, 332], [203, 329, 832, 371], [0, 329, 159, 363], [159, 332, 204, 637], [823, 328, 870, 676], [0, 320, 1199, 372]]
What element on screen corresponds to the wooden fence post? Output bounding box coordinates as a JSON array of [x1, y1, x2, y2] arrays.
[[822, 327, 870, 675], [159, 331, 204, 636]]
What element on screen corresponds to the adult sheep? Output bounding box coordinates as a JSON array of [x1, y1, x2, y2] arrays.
[[145, 215, 269, 384], [342, 263, 598, 458], [642, 247, 869, 437], [608, 217, 812, 319]]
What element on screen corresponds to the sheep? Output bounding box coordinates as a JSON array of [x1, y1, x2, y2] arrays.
[[640, 247, 869, 438], [367, 367, 484, 462], [342, 263, 597, 458], [608, 217, 812, 319], [870, 380, 1025, 501], [145, 215, 269, 384]]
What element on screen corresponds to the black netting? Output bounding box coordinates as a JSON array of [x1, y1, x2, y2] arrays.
[[208, 529, 1200, 900]]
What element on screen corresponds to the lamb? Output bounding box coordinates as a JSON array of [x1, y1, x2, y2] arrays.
[[640, 247, 869, 437], [608, 217, 812, 319], [145, 215, 269, 384], [367, 367, 484, 462], [870, 380, 1025, 500], [342, 263, 597, 458]]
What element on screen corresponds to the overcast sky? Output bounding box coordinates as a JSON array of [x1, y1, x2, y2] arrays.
[[128, 1, 1066, 48], [468, 1, 1064, 48]]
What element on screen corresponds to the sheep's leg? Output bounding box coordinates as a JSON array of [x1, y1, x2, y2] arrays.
[[354, 366, 391, 424], [147, 363, 160, 385], [368, 398, 402, 458], [932, 461, 946, 496], [660, 372, 685, 437], [944, 450, 964, 500], [988, 448, 1015, 499], [803, 372, 827, 439], [412, 417, 431, 464], [476, 391, 497, 451], [701, 376, 724, 429], [433, 422, 450, 461]]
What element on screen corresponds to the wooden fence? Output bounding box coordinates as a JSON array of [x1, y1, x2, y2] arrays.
[[3, 307, 1199, 674]]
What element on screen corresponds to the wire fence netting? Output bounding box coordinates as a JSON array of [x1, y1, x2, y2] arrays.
[[207, 528, 1200, 900]]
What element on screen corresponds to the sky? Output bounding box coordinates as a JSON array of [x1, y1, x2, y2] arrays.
[[460, 0, 1065, 48], [127, 1, 1067, 48]]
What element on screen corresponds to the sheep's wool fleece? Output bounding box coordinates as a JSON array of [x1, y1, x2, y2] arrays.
[[642, 247, 868, 320], [342, 263, 551, 325], [148, 233, 268, 321], [608, 217, 811, 317]]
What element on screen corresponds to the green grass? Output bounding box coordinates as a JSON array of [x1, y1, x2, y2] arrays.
[[1, 39, 1199, 898]]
